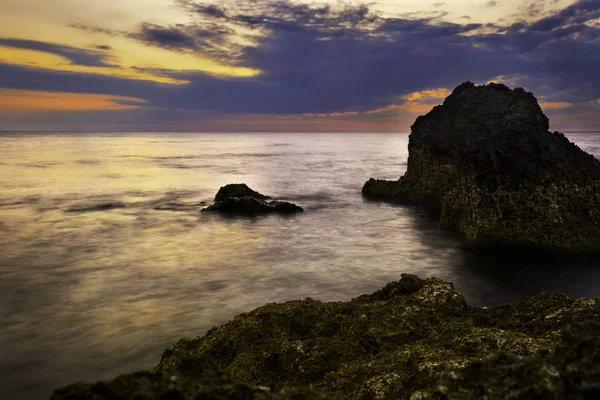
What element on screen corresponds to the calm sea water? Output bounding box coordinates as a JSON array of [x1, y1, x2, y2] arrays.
[[1, 132, 600, 399]]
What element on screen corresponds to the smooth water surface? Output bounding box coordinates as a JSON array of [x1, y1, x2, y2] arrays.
[[1, 132, 600, 399]]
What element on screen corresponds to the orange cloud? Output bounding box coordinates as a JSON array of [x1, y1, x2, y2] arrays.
[[366, 88, 450, 115], [0, 89, 147, 112], [402, 88, 451, 101], [302, 88, 450, 118], [540, 102, 573, 110], [367, 103, 437, 114]]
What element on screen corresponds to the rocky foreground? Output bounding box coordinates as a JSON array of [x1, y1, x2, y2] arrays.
[[51, 274, 600, 399], [363, 82, 600, 253]]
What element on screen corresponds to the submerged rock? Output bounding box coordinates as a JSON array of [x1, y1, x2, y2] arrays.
[[50, 274, 600, 399], [203, 184, 303, 215], [363, 82, 600, 253], [65, 202, 126, 213], [152, 201, 207, 211], [49, 274, 600, 399]]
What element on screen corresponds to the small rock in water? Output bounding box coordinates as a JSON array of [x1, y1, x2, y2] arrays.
[[214, 183, 270, 202], [203, 184, 303, 215]]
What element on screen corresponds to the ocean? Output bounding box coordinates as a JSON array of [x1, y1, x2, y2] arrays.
[[1, 132, 600, 399]]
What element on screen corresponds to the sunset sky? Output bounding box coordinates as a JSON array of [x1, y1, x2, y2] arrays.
[[0, 0, 599, 132]]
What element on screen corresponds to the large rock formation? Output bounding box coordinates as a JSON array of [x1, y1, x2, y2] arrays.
[[363, 82, 600, 253], [203, 184, 303, 215], [50, 274, 600, 399]]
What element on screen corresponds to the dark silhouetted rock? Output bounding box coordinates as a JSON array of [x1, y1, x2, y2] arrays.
[[214, 183, 270, 202], [203, 196, 303, 214], [204, 184, 303, 215], [48, 274, 600, 399], [363, 82, 600, 253], [65, 202, 126, 213]]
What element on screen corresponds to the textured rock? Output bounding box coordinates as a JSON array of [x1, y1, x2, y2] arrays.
[[412, 317, 600, 399], [204, 184, 303, 215], [48, 274, 600, 399], [363, 82, 600, 253], [153, 274, 598, 400], [214, 184, 271, 202], [50, 358, 331, 400], [203, 196, 303, 214]]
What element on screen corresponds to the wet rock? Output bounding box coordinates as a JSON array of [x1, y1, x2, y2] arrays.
[[363, 82, 600, 253], [49, 275, 600, 399], [65, 202, 126, 213], [203, 197, 303, 214], [214, 183, 270, 202], [50, 358, 331, 400], [204, 184, 303, 215]]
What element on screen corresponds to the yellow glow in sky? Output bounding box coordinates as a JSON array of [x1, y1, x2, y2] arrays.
[[0, 0, 260, 82], [0, 44, 258, 84], [0, 89, 147, 112], [0, 46, 183, 84], [403, 88, 451, 101]]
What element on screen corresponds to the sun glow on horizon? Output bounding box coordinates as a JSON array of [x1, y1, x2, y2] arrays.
[[0, 89, 148, 112]]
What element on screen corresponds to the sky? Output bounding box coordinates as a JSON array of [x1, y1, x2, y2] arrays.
[[0, 0, 599, 132]]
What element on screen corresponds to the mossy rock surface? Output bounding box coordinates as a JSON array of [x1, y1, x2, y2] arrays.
[[49, 275, 600, 399], [150, 275, 598, 399], [50, 361, 331, 400], [412, 316, 600, 399], [363, 82, 600, 253]]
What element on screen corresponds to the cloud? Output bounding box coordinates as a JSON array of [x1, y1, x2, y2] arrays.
[[132, 24, 198, 51], [0, 38, 116, 67], [0, 89, 146, 113], [485, 1, 499, 7], [129, 22, 235, 60], [194, 4, 228, 19], [2, 0, 600, 131], [539, 101, 573, 109], [68, 23, 121, 37]]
